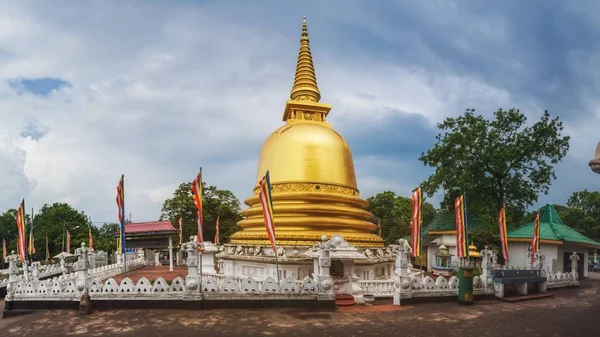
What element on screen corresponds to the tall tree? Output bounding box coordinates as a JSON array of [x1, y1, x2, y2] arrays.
[[563, 190, 600, 241], [159, 182, 242, 245], [419, 108, 570, 228], [366, 191, 437, 245], [32, 203, 92, 257]]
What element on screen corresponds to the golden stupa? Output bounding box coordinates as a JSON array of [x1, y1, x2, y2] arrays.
[[230, 17, 383, 248]]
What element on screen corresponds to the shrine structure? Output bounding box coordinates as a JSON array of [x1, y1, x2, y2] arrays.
[[218, 17, 395, 293]]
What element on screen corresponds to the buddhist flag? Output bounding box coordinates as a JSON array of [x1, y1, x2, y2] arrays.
[[28, 216, 35, 256], [116, 174, 125, 254], [66, 230, 71, 253], [455, 195, 468, 258], [15, 199, 26, 262], [259, 170, 277, 252], [410, 187, 422, 257], [89, 227, 94, 250], [178, 217, 183, 246], [191, 168, 204, 243], [532, 212, 540, 262], [2, 238, 6, 260], [498, 206, 509, 262], [214, 216, 220, 245]]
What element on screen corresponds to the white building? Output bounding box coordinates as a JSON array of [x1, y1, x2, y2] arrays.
[[507, 204, 600, 278], [421, 210, 485, 272]]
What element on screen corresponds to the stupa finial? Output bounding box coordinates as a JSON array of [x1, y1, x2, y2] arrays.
[[290, 16, 321, 102]]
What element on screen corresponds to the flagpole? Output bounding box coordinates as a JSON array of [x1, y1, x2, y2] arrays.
[[30, 207, 34, 262], [275, 245, 280, 286], [464, 193, 470, 266], [122, 174, 127, 274]]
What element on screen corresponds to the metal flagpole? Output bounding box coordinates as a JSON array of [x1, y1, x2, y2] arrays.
[[275, 245, 281, 285], [122, 175, 127, 274], [464, 194, 470, 266]]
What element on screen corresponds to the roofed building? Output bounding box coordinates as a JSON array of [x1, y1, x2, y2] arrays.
[[507, 204, 600, 278], [420, 210, 485, 272], [116, 221, 179, 265]]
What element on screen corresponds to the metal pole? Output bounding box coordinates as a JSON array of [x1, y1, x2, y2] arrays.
[[464, 194, 470, 266], [199, 245, 204, 295], [275, 246, 281, 285]]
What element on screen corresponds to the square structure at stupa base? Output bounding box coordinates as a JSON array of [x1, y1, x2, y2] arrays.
[[216, 235, 397, 282]]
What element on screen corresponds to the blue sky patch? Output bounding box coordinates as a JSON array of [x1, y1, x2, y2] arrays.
[[8, 77, 71, 97]]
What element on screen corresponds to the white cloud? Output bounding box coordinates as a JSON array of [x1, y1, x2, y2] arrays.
[[0, 1, 597, 225]]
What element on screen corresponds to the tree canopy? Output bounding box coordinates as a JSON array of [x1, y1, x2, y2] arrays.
[[419, 108, 570, 230], [366, 191, 437, 245], [159, 182, 242, 245]]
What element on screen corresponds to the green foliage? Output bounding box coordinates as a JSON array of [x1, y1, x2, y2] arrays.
[[419, 108, 570, 242], [561, 190, 600, 242], [366, 190, 437, 245], [159, 182, 242, 245], [31, 203, 92, 259]]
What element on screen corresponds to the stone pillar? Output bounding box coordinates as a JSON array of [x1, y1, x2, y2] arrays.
[[60, 255, 66, 274], [23, 259, 29, 282], [317, 236, 334, 296], [31, 261, 40, 281], [313, 255, 320, 278], [5, 251, 20, 300], [176, 250, 181, 266], [480, 246, 492, 291], [155, 251, 160, 267], [594, 250, 598, 263], [393, 239, 412, 306], [168, 236, 174, 272], [200, 242, 218, 274], [75, 243, 91, 315], [89, 250, 96, 270], [184, 237, 200, 294]]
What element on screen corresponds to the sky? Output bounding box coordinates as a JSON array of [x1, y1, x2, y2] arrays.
[[0, 0, 599, 225]]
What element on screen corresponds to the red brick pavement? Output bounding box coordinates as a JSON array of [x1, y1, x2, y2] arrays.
[[113, 266, 187, 283]]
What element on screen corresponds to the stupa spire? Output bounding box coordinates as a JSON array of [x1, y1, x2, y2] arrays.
[[290, 16, 321, 102]]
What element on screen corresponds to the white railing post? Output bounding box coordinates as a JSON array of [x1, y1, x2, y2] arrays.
[[393, 239, 413, 306], [317, 236, 334, 296], [5, 251, 19, 300], [184, 237, 200, 294]]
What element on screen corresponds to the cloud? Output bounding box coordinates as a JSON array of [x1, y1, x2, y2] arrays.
[[0, 1, 598, 225]]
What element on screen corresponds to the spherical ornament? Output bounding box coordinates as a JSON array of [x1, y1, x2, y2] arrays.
[[320, 279, 333, 291], [401, 279, 411, 289], [187, 280, 198, 290], [77, 283, 85, 291]]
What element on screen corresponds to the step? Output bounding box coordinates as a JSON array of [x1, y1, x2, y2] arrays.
[[335, 294, 356, 306], [500, 293, 554, 302]]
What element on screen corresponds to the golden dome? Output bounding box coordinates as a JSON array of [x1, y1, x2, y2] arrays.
[[230, 17, 383, 248], [255, 122, 358, 189]]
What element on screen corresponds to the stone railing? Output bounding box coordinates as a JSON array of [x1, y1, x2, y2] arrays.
[[11, 274, 319, 301], [359, 275, 494, 299], [357, 280, 396, 297], [5, 238, 325, 306], [544, 270, 579, 288]]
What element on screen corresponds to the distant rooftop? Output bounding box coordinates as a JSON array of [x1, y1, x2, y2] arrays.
[[114, 221, 178, 237], [507, 204, 600, 248]]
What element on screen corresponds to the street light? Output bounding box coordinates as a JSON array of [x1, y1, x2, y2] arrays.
[[589, 141, 600, 174]]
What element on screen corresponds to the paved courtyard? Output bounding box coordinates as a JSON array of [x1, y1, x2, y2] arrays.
[[2, 272, 598, 336]]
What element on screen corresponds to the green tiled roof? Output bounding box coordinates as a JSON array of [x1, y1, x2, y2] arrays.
[[507, 204, 600, 248], [423, 210, 485, 233]]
